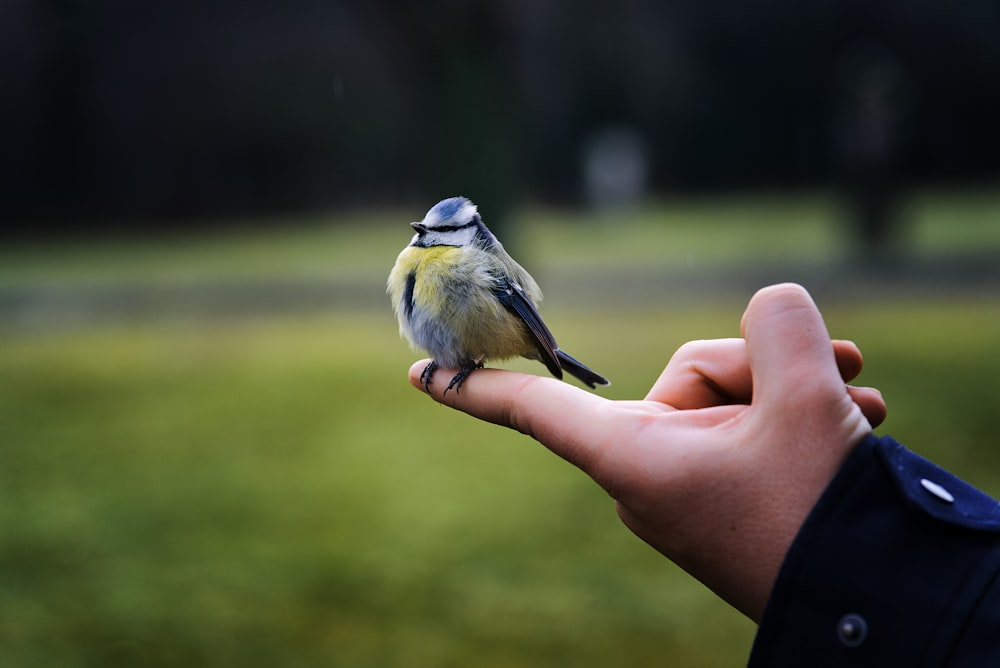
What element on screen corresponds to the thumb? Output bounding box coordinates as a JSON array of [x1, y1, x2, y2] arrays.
[[740, 284, 846, 414]]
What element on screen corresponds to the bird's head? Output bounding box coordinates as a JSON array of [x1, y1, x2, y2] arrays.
[[409, 197, 483, 248]]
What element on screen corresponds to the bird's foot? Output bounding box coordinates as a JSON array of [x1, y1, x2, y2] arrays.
[[419, 360, 439, 393], [444, 359, 484, 395]]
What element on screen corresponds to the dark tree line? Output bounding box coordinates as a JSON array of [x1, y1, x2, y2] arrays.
[[1, 0, 998, 236]]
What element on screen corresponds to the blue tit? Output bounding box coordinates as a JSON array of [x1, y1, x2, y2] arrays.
[[388, 196, 610, 393]]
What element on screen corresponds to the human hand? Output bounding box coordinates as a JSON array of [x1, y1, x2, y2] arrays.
[[408, 283, 887, 622]]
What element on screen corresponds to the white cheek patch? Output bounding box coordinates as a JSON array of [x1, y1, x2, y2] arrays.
[[454, 225, 477, 246]]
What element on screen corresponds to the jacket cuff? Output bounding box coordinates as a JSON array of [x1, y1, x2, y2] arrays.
[[749, 433, 1000, 666]]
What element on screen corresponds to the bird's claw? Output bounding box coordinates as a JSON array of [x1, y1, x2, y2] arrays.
[[444, 359, 484, 395], [421, 359, 483, 395], [420, 360, 438, 393]]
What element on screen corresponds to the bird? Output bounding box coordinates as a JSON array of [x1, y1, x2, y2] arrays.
[[388, 196, 610, 394]]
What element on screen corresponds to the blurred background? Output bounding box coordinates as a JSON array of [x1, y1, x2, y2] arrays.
[[1, 1, 999, 666]]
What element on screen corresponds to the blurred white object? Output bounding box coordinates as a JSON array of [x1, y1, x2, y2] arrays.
[[582, 126, 650, 210]]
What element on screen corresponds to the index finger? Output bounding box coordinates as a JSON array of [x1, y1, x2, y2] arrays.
[[408, 360, 614, 472]]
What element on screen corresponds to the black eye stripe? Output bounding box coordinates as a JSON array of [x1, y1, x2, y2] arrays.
[[429, 221, 476, 233]]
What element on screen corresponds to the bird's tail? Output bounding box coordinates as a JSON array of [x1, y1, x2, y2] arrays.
[[556, 350, 610, 389]]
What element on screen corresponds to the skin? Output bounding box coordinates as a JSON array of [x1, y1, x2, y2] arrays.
[[408, 283, 887, 622]]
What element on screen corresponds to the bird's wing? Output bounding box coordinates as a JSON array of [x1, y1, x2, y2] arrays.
[[494, 277, 563, 379]]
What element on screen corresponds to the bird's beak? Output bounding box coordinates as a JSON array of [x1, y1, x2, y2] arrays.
[[410, 222, 427, 234]]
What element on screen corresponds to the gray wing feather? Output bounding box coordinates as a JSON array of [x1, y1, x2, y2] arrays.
[[494, 277, 563, 379]]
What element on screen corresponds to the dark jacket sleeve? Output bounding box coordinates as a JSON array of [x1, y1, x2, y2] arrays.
[[748, 433, 1000, 667]]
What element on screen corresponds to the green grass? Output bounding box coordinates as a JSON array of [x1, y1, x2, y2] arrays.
[[0, 310, 754, 667], [1, 189, 999, 666], [3, 302, 1000, 667]]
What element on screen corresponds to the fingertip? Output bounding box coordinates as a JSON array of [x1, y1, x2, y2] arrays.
[[406, 359, 509, 408], [740, 283, 847, 409], [849, 385, 888, 428], [407, 359, 461, 403], [755, 282, 810, 300], [832, 339, 864, 382], [740, 283, 813, 337], [408, 359, 432, 391], [403, 361, 612, 473]]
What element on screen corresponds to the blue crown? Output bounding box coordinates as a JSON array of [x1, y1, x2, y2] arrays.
[[429, 196, 474, 222]]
